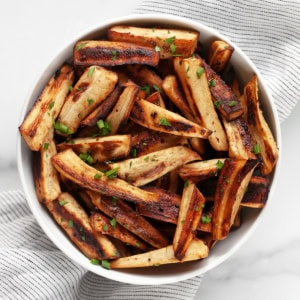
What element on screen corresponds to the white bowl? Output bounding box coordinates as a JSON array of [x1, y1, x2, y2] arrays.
[[17, 14, 281, 285]]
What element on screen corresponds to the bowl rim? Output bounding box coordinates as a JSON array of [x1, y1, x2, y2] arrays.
[[17, 13, 282, 285]]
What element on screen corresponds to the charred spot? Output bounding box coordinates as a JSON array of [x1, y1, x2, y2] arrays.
[[150, 111, 158, 119], [52, 200, 108, 258], [72, 82, 90, 102]]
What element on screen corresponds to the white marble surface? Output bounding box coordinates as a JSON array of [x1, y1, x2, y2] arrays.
[[1, 1, 299, 299]]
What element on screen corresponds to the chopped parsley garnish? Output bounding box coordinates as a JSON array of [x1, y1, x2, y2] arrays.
[[94, 173, 102, 180], [170, 43, 176, 54], [87, 98, 94, 105], [111, 50, 117, 61], [184, 181, 189, 188], [87, 66, 95, 77], [130, 148, 137, 158], [54, 121, 72, 135], [165, 36, 176, 45], [201, 215, 211, 223], [68, 85, 73, 92], [102, 224, 108, 231], [111, 196, 118, 205], [110, 218, 117, 229], [68, 220, 74, 228], [96, 119, 111, 136], [48, 101, 55, 110], [208, 79, 217, 87], [252, 143, 261, 155], [214, 100, 222, 108], [79, 153, 94, 165], [76, 42, 88, 51], [101, 260, 111, 269], [59, 200, 68, 206], [196, 67, 205, 78], [104, 167, 119, 179], [152, 84, 162, 93], [43, 143, 49, 150], [216, 160, 224, 170], [141, 85, 151, 97], [229, 100, 237, 107], [159, 117, 171, 126], [90, 258, 100, 265]]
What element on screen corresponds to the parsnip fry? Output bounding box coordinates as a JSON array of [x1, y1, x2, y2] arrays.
[[241, 176, 270, 208], [74, 40, 159, 67], [90, 212, 149, 251], [207, 40, 234, 74], [88, 192, 168, 248], [110, 239, 209, 268], [173, 183, 205, 260], [178, 158, 226, 183], [51, 149, 163, 203], [105, 85, 139, 134], [35, 128, 61, 203], [222, 117, 256, 160], [174, 57, 228, 151], [203, 61, 243, 121], [130, 98, 212, 139], [19, 64, 74, 151], [244, 74, 279, 175], [212, 159, 258, 240], [81, 85, 123, 127], [108, 26, 199, 59], [57, 66, 118, 134], [110, 146, 201, 186], [46, 192, 119, 260], [57, 134, 131, 163]]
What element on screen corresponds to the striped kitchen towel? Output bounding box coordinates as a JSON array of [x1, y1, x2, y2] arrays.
[[134, 0, 300, 123], [0, 191, 203, 300]]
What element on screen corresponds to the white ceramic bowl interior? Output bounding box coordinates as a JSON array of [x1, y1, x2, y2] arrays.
[[17, 14, 281, 285]]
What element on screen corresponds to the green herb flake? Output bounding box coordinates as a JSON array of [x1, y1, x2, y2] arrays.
[[165, 36, 176, 45], [54, 121, 72, 135], [201, 215, 211, 224], [79, 153, 94, 165], [135, 241, 140, 248], [144, 156, 150, 162], [104, 167, 119, 179], [111, 196, 118, 205], [81, 235, 86, 241], [216, 160, 224, 170], [112, 50, 117, 61], [181, 219, 185, 224], [196, 67, 205, 79], [102, 224, 108, 231], [68, 85, 73, 92], [214, 100, 222, 108], [208, 79, 217, 87], [90, 258, 100, 265], [184, 181, 189, 188], [48, 101, 55, 110], [76, 42, 88, 51], [229, 100, 236, 107], [96, 119, 111, 136], [152, 84, 162, 93], [252, 143, 261, 155], [130, 148, 137, 158], [94, 173, 101, 180], [195, 205, 199, 212], [110, 218, 117, 229], [68, 220, 74, 228], [170, 43, 176, 54], [159, 117, 171, 126], [141, 85, 151, 97], [43, 143, 49, 150], [101, 260, 111, 269], [152, 27, 156, 32], [87, 98, 94, 105], [87, 66, 95, 77], [59, 200, 68, 206]]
